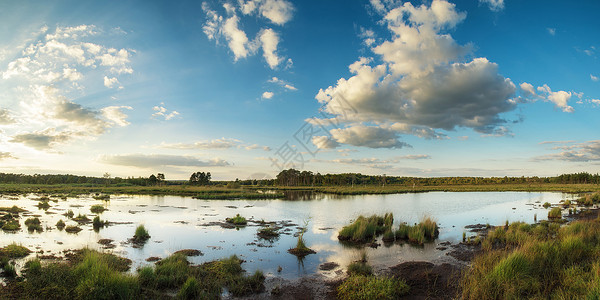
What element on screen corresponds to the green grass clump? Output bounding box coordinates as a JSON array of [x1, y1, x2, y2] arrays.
[[461, 220, 600, 299], [579, 195, 594, 206], [133, 225, 151, 243], [337, 275, 410, 300], [548, 207, 562, 219], [176, 276, 201, 299], [257, 226, 279, 239], [93, 216, 108, 230], [395, 224, 410, 240], [382, 229, 395, 242], [0, 243, 31, 258], [0, 205, 26, 213], [2, 219, 20, 231], [288, 219, 315, 257], [56, 219, 66, 230], [25, 217, 43, 232], [90, 205, 107, 214], [338, 214, 393, 243], [562, 199, 571, 207], [395, 217, 439, 245], [65, 225, 82, 233], [347, 261, 373, 276], [225, 214, 247, 225], [73, 213, 90, 223], [65, 209, 74, 218], [543, 202, 552, 208]]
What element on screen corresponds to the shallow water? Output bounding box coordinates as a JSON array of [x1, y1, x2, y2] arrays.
[[0, 191, 576, 279]]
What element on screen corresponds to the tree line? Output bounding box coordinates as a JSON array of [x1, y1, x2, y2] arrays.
[[0, 170, 598, 186]]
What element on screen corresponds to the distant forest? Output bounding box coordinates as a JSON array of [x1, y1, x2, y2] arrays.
[[0, 170, 599, 186]]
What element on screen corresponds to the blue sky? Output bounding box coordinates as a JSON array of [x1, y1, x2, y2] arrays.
[[0, 0, 599, 180]]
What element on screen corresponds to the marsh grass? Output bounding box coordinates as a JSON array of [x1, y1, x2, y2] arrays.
[[395, 217, 439, 245], [25, 217, 43, 232], [543, 202, 552, 209], [65, 225, 82, 233], [337, 275, 410, 299], [90, 205, 107, 214], [0, 243, 31, 258], [548, 207, 562, 219], [92, 216, 108, 230], [133, 225, 151, 243], [2, 219, 20, 231], [225, 214, 247, 226], [0, 205, 26, 214], [461, 219, 600, 299], [56, 219, 66, 230], [257, 226, 279, 239], [338, 214, 393, 243], [73, 213, 90, 223], [288, 219, 316, 257], [64, 209, 74, 219], [36, 201, 50, 210]]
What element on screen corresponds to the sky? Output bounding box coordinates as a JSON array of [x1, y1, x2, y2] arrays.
[[0, 0, 599, 181]]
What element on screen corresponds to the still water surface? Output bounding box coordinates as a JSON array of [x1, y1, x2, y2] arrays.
[[0, 191, 575, 279]]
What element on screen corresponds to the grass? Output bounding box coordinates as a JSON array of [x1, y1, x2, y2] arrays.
[[90, 204, 107, 214], [225, 214, 247, 225], [543, 202, 551, 208], [548, 207, 562, 219], [73, 213, 90, 223], [3, 249, 265, 299], [25, 217, 43, 232], [337, 275, 410, 299], [288, 219, 316, 257], [36, 201, 51, 210], [92, 216, 108, 230], [461, 219, 600, 299], [338, 214, 393, 243], [396, 217, 439, 245], [65, 225, 82, 233], [133, 224, 150, 243], [257, 226, 280, 239], [56, 219, 66, 230], [2, 219, 20, 231], [64, 209, 74, 218], [0, 205, 26, 213], [0, 243, 31, 258]]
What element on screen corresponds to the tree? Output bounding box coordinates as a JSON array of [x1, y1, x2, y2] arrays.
[[149, 174, 158, 186], [103, 172, 111, 186], [189, 171, 211, 185], [157, 173, 165, 186]]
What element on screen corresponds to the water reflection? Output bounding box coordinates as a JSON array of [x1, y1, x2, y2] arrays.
[[0, 191, 576, 279]]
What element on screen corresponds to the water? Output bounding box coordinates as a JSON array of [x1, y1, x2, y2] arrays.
[[0, 191, 576, 279]]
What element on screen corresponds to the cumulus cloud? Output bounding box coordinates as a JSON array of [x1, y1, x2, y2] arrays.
[[536, 140, 600, 162], [99, 154, 230, 168], [537, 84, 574, 112], [479, 0, 504, 11], [330, 125, 410, 149], [245, 144, 271, 151], [10, 129, 72, 150], [239, 0, 294, 25], [311, 135, 340, 149], [262, 91, 274, 99], [313, 0, 581, 149], [268, 76, 297, 90], [152, 104, 180, 120], [2, 25, 135, 150], [201, 1, 291, 68], [592, 74, 599, 82], [103, 76, 121, 88]]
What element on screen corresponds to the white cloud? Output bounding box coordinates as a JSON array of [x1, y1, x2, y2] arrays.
[[547, 28, 556, 35], [330, 125, 410, 149], [202, 1, 290, 68], [101, 106, 132, 127], [160, 138, 242, 150], [536, 140, 600, 162], [103, 76, 120, 88], [479, 0, 504, 11], [259, 28, 282, 69], [520, 82, 536, 97], [245, 144, 271, 151], [262, 91, 274, 99], [590, 99, 600, 105], [10, 128, 72, 150], [592, 74, 599, 82], [99, 154, 230, 168], [268, 76, 297, 90], [0, 152, 16, 160], [152, 104, 180, 120], [537, 84, 574, 113], [311, 135, 340, 149]]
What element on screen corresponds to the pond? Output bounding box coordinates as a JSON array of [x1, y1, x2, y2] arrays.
[[0, 191, 577, 279]]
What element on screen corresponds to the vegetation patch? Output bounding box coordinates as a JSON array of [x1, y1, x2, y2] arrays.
[[288, 220, 315, 257], [0, 205, 26, 214], [90, 205, 107, 214], [65, 225, 82, 233], [461, 219, 600, 299], [2, 220, 20, 231], [548, 207, 562, 219], [36, 201, 50, 210], [173, 249, 203, 256], [72, 213, 90, 223], [56, 219, 66, 230], [337, 275, 410, 300], [0, 243, 31, 258], [257, 226, 280, 239], [25, 217, 43, 232], [92, 216, 108, 230], [133, 225, 150, 243], [226, 214, 247, 226], [338, 213, 394, 243]]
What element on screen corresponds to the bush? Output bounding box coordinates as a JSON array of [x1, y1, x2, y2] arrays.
[[548, 207, 562, 219]]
